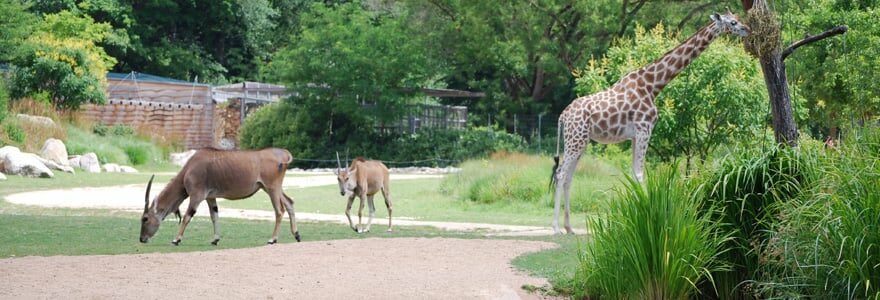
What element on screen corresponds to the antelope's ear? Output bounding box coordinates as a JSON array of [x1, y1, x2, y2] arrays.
[[710, 13, 720, 22]]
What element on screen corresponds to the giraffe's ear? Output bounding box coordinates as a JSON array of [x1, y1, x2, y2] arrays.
[[710, 13, 721, 22]]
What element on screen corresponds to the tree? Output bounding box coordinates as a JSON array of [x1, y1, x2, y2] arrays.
[[784, 0, 880, 138], [9, 11, 116, 109], [260, 2, 440, 159], [741, 0, 848, 146], [575, 24, 769, 163], [0, 0, 37, 62]]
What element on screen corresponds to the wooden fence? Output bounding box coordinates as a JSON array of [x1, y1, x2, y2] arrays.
[[79, 99, 215, 150]]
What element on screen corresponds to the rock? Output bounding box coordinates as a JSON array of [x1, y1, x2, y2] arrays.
[[0, 146, 21, 171], [68, 155, 81, 167], [119, 166, 139, 173], [170, 150, 197, 166], [16, 114, 57, 128], [27, 153, 74, 174], [0, 172, 6, 180], [76, 153, 102, 173], [2, 150, 54, 178], [41, 138, 70, 167], [103, 163, 121, 173]]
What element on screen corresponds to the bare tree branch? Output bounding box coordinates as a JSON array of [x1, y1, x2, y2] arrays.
[[617, 0, 648, 37], [427, 0, 456, 22], [782, 25, 848, 60], [676, 2, 716, 32]]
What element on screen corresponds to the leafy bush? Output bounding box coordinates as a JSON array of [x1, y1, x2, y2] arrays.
[[576, 165, 729, 299], [4, 123, 26, 143], [240, 102, 526, 168]]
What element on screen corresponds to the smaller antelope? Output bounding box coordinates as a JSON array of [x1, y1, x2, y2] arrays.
[[139, 148, 301, 245], [335, 154, 393, 233]]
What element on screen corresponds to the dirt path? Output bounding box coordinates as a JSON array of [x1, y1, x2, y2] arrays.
[[0, 238, 558, 299], [5, 174, 584, 236]]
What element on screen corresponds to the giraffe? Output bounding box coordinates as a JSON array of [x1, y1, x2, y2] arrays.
[[550, 12, 750, 234]]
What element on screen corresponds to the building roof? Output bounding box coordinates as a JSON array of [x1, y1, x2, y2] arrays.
[[107, 71, 211, 87]]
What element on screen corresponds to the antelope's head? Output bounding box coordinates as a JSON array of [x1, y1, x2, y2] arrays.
[[139, 175, 160, 243], [334, 153, 356, 196]]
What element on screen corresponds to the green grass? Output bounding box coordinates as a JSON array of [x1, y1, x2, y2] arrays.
[[66, 125, 169, 166], [218, 178, 586, 227], [512, 236, 585, 296], [0, 212, 482, 257]]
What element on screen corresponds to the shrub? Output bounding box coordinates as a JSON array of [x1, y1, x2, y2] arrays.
[[698, 145, 813, 299], [576, 165, 729, 299], [66, 126, 166, 165], [5, 122, 26, 143], [241, 102, 527, 167], [761, 127, 880, 298]]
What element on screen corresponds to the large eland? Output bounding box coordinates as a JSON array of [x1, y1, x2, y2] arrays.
[[139, 147, 301, 245], [335, 155, 393, 233]]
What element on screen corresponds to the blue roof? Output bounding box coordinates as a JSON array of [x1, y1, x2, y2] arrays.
[[107, 71, 210, 87]]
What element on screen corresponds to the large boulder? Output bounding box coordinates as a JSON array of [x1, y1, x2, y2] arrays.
[[0, 172, 6, 181], [16, 114, 57, 128], [71, 153, 101, 173], [2, 150, 54, 178], [41, 138, 70, 167], [103, 163, 121, 173], [27, 153, 74, 174], [170, 150, 197, 166]]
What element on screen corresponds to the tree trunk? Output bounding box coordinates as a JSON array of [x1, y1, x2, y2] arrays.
[[760, 54, 799, 146]]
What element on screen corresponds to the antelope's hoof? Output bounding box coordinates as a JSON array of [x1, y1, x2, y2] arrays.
[[351, 227, 358, 233], [267, 239, 277, 245], [211, 239, 220, 246], [387, 228, 393, 233], [294, 232, 301, 242], [171, 239, 180, 246]]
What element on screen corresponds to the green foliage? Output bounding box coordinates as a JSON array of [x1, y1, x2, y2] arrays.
[[9, 10, 115, 109], [0, 0, 36, 62], [4, 123, 26, 144], [698, 145, 813, 299], [760, 127, 880, 298], [576, 165, 729, 299], [784, 0, 880, 131], [575, 23, 769, 161], [241, 103, 526, 167], [67, 125, 164, 165], [0, 80, 9, 124], [442, 152, 622, 213]]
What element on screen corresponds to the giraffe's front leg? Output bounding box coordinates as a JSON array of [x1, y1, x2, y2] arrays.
[[632, 128, 652, 182]]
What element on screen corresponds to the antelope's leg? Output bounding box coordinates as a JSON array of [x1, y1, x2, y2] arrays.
[[381, 186, 393, 232], [345, 195, 356, 232], [207, 198, 220, 245], [173, 193, 205, 245], [266, 188, 284, 244], [357, 193, 366, 233], [281, 193, 300, 242], [364, 194, 376, 233]]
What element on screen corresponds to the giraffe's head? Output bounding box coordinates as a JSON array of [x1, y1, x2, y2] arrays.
[[710, 11, 750, 37]]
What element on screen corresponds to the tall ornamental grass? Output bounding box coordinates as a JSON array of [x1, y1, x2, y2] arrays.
[[576, 165, 729, 299], [762, 127, 880, 298], [440, 151, 623, 212], [699, 145, 813, 299]]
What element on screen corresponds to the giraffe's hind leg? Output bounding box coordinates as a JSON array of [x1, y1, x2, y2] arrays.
[[553, 137, 587, 235]]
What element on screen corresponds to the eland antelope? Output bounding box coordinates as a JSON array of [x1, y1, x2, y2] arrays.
[[139, 148, 301, 245], [335, 155, 393, 233]]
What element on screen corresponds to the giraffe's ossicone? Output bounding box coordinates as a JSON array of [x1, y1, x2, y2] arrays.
[[550, 11, 750, 235]]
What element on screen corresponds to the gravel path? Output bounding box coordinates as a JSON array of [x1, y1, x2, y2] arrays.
[[0, 238, 558, 299]]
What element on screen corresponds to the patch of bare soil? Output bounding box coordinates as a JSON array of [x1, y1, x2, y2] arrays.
[[0, 238, 557, 299]]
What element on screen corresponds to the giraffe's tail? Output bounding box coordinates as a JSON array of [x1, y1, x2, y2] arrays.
[[550, 156, 560, 191], [549, 118, 563, 192]]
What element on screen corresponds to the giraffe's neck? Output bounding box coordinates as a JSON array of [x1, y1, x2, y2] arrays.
[[642, 24, 718, 96]]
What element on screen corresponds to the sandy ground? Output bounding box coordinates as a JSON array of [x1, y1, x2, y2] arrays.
[[5, 174, 584, 236], [0, 238, 558, 299], [1, 174, 572, 299]]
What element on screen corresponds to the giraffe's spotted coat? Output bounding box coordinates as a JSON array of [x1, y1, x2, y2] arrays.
[[550, 12, 750, 234]]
